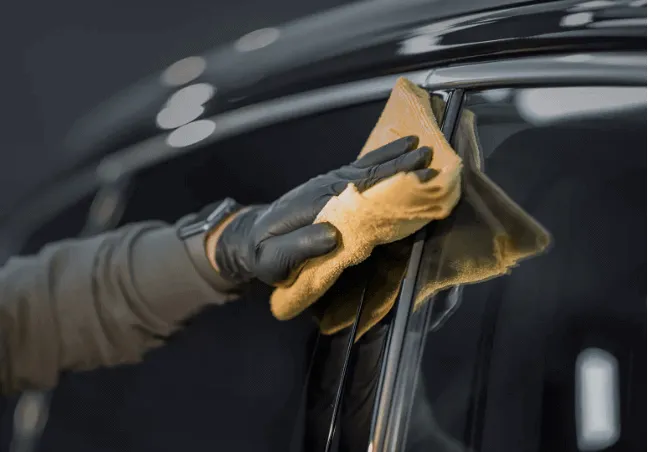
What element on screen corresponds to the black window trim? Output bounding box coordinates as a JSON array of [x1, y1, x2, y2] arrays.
[[368, 89, 464, 452]]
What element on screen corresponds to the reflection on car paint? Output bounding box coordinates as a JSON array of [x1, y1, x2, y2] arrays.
[[166, 119, 217, 148], [160, 56, 207, 87], [575, 348, 620, 451]]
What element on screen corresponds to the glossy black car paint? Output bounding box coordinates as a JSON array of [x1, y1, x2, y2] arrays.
[[66, 0, 645, 161]]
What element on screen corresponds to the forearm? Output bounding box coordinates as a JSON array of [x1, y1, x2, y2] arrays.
[[0, 220, 238, 394]]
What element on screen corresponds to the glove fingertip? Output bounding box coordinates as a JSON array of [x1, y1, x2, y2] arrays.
[[404, 135, 419, 149], [310, 222, 341, 254]]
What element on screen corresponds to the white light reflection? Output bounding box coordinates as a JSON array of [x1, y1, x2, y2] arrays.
[[587, 54, 646, 66], [515, 87, 646, 125], [480, 88, 512, 103], [168, 83, 215, 107], [156, 83, 215, 130], [235, 28, 280, 52], [161, 56, 207, 87], [156, 104, 205, 130], [555, 53, 595, 63], [14, 391, 48, 436], [398, 11, 497, 56], [399, 35, 443, 55], [560, 12, 594, 27], [576, 348, 620, 451], [409, 11, 496, 37], [166, 120, 216, 148], [590, 18, 647, 28], [556, 53, 645, 66], [15, 395, 41, 434], [569, 0, 618, 11]]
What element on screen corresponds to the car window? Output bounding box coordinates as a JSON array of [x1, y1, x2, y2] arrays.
[[402, 86, 646, 452]]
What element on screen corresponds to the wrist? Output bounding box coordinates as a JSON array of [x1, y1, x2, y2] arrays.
[[177, 198, 245, 294], [210, 205, 266, 286], [204, 207, 251, 273]]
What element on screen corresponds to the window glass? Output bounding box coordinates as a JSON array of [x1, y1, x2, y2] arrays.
[[403, 86, 646, 452]]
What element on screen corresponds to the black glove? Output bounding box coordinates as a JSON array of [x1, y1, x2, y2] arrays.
[[214, 136, 436, 286]]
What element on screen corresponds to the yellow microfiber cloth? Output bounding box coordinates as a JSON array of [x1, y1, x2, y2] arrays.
[[270, 77, 551, 340]]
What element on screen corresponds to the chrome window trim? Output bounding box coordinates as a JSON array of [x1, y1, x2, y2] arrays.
[[425, 52, 646, 90]]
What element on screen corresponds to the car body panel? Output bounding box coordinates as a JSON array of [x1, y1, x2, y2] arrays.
[[65, 0, 645, 164]]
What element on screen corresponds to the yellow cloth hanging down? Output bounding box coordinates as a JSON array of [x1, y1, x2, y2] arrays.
[[270, 77, 551, 340]]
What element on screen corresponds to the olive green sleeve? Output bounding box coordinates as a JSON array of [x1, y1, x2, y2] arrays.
[[0, 221, 238, 394]]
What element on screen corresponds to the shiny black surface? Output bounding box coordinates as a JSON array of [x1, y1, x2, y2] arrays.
[[65, 0, 645, 163]]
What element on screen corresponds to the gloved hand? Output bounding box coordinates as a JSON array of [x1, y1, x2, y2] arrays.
[[214, 136, 436, 286]]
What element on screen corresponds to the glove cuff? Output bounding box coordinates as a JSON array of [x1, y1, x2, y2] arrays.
[[213, 205, 267, 286]]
